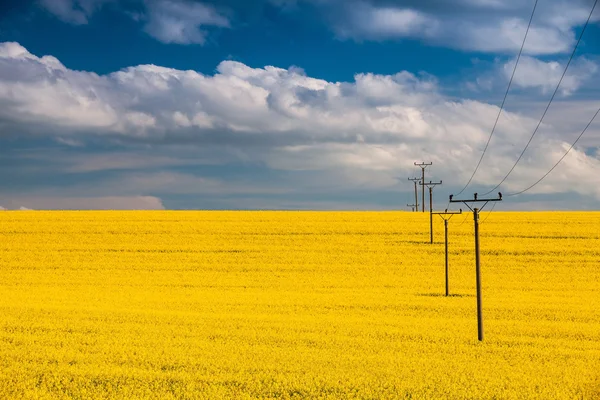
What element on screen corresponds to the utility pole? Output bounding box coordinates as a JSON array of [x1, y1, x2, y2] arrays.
[[408, 177, 420, 212], [414, 162, 432, 212], [421, 180, 442, 244], [432, 210, 462, 296], [406, 204, 417, 212], [449, 192, 502, 341]]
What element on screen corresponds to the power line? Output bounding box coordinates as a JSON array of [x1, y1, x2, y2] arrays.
[[479, 202, 498, 224], [458, 212, 470, 227], [455, 0, 539, 196], [483, 0, 598, 196], [506, 105, 600, 197]]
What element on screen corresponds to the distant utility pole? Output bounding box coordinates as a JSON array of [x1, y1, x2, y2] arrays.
[[449, 192, 503, 342], [414, 162, 432, 212], [432, 209, 462, 296], [406, 204, 417, 212], [422, 180, 442, 244], [408, 177, 420, 212]]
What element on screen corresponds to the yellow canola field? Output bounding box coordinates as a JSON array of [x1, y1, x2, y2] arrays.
[[0, 211, 599, 399]]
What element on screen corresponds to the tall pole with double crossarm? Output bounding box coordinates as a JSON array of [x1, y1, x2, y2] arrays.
[[449, 192, 503, 341]]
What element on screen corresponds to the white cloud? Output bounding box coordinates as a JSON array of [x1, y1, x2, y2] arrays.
[[502, 56, 598, 95], [0, 196, 164, 210], [0, 43, 118, 131], [0, 42, 599, 205], [142, 0, 230, 45]]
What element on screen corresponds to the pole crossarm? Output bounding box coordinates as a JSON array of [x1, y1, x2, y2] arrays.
[[422, 180, 442, 188], [432, 210, 462, 221], [449, 193, 502, 212]]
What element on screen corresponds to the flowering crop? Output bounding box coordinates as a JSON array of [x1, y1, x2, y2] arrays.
[[0, 211, 599, 399]]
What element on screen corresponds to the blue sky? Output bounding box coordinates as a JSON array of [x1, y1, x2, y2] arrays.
[[0, 0, 599, 210]]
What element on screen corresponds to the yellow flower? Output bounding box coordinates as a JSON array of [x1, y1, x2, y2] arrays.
[[0, 211, 598, 399]]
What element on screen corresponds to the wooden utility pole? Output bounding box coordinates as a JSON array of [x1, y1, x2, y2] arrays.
[[414, 162, 432, 212], [449, 192, 502, 341], [421, 180, 442, 244], [408, 177, 420, 212], [432, 210, 462, 296], [406, 203, 417, 212]]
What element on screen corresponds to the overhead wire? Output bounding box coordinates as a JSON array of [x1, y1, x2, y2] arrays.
[[444, 198, 451, 212], [454, 0, 539, 196], [506, 105, 600, 197], [479, 202, 498, 224], [458, 211, 470, 227], [483, 0, 598, 196]]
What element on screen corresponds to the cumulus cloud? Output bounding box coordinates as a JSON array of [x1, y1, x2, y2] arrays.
[[0, 42, 119, 131], [317, 0, 599, 55], [142, 0, 230, 44], [0, 42, 599, 205]]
